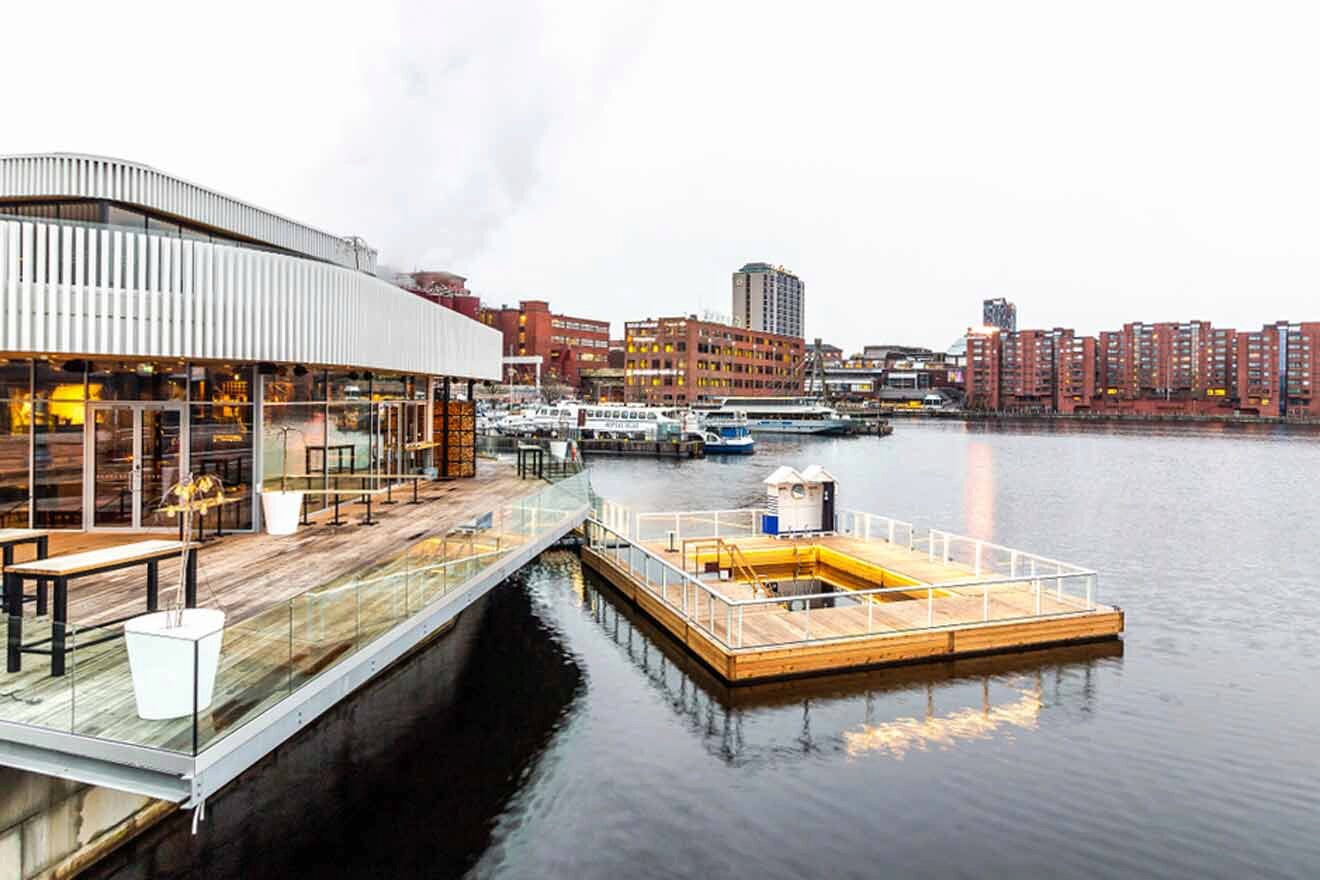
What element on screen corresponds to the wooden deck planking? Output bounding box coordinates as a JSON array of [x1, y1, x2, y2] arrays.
[[0, 463, 560, 751]]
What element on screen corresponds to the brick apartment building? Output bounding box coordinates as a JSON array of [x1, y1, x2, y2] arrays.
[[623, 316, 804, 405], [480, 300, 610, 387], [966, 319, 1320, 418]]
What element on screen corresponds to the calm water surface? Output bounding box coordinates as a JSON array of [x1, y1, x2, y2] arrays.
[[466, 420, 1320, 879], [133, 420, 1320, 879]]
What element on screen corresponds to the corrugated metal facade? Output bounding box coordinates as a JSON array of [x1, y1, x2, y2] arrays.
[[0, 153, 376, 273], [0, 218, 502, 380]]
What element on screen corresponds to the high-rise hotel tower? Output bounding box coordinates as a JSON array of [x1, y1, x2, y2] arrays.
[[732, 262, 804, 338]]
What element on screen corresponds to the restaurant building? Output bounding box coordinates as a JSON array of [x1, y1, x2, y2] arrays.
[[0, 152, 501, 533], [623, 315, 804, 404]]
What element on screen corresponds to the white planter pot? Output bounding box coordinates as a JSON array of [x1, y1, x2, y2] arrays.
[[123, 608, 227, 721], [260, 489, 304, 535]]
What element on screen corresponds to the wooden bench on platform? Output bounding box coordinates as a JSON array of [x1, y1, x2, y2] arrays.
[[5, 539, 198, 676]]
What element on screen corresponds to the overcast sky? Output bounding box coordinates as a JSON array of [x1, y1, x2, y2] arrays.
[[8, 1, 1320, 353]]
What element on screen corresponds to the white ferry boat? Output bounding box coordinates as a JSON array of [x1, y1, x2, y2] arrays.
[[702, 415, 756, 454], [704, 396, 850, 435], [509, 402, 701, 441]]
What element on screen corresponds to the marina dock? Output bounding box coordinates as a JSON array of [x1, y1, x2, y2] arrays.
[[581, 504, 1122, 682]]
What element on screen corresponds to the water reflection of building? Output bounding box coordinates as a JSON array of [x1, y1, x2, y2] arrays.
[[580, 566, 1119, 764], [0, 153, 501, 532]]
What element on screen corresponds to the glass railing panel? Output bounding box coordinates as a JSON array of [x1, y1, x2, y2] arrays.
[[1, 615, 75, 737], [199, 601, 294, 751], [290, 580, 362, 689]]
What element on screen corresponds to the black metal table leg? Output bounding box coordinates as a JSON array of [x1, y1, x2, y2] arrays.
[[3, 545, 13, 569], [5, 574, 19, 672], [36, 535, 48, 561], [329, 492, 345, 526], [186, 548, 199, 608], [35, 579, 47, 616], [361, 494, 377, 526], [51, 576, 68, 676], [382, 482, 397, 505], [301, 495, 310, 527], [147, 560, 159, 612], [409, 478, 422, 504]]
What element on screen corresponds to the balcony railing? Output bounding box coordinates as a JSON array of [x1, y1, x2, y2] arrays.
[[0, 472, 592, 758]]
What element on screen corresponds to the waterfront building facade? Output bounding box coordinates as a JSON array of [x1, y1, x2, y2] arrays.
[[732, 262, 805, 338], [982, 297, 1017, 332], [480, 299, 610, 389], [964, 317, 1320, 418], [623, 316, 804, 404], [0, 153, 501, 532]]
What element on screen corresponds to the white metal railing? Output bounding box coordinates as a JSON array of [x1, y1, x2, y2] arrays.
[[836, 509, 1091, 580], [588, 501, 1102, 653], [634, 508, 766, 544], [586, 519, 742, 648]]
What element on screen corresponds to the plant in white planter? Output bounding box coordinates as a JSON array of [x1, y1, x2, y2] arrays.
[[260, 425, 304, 535], [125, 473, 228, 721]]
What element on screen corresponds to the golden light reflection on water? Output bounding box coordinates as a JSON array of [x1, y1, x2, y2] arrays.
[[963, 440, 995, 539], [842, 686, 1041, 759]]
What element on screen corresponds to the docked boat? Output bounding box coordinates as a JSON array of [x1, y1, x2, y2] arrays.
[[703, 396, 851, 435], [702, 415, 756, 454], [511, 402, 701, 441]]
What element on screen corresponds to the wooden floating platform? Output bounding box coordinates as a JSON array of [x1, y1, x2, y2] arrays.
[[580, 532, 1123, 683]]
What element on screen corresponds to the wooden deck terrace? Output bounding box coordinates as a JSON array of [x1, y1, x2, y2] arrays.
[[0, 461, 557, 753], [581, 529, 1124, 683]]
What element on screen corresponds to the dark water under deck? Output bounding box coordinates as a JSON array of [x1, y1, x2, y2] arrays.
[[108, 420, 1320, 879]]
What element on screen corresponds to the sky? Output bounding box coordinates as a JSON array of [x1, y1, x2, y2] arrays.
[[6, 0, 1320, 354]]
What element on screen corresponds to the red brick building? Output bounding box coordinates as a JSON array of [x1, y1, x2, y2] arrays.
[[624, 316, 804, 405], [964, 328, 1002, 410], [480, 300, 610, 388], [397, 270, 482, 320], [965, 317, 1320, 419], [1053, 329, 1096, 413]]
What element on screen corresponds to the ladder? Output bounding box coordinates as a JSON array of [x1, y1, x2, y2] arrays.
[[682, 537, 772, 598]]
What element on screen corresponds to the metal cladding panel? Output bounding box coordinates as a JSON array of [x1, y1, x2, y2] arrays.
[[0, 218, 502, 380], [0, 153, 376, 273]]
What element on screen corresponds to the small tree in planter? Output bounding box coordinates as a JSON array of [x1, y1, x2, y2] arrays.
[[261, 424, 304, 535], [123, 473, 228, 721]]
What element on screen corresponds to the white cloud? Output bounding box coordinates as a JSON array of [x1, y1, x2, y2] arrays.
[[7, 0, 1320, 353]]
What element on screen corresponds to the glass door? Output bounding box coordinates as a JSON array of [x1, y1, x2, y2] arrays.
[[375, 402, 403, 475], [87, 403, 186, 529]]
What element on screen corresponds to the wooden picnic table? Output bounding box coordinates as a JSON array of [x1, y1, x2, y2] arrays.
[[5, 539, 198, 676]]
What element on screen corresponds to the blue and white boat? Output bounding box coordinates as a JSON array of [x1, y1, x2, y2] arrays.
[[702, 416, 756, 454], [704, 397, 850, 436]]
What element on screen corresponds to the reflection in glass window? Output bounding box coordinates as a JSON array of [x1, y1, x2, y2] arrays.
[[263, 367, 324, 403], [191, 404, 254, 530], [190, 364, 255, 405], [0, 400, 29, 528], [87, 361, 187, 401], [105, 204, 146, 231]]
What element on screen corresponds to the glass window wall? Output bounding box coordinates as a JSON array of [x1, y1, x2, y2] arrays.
[[34, 359, 85, 528]]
